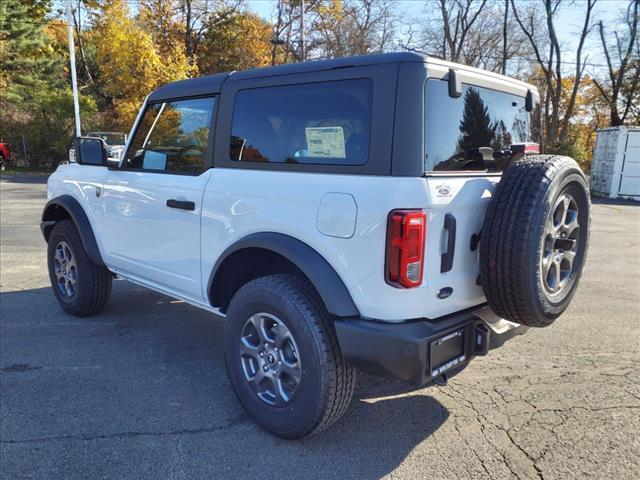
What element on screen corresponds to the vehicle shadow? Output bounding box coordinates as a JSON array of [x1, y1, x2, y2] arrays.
[[0, 283, 449, 479]]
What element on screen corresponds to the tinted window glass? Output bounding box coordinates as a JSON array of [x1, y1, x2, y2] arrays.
[[230, 79, 372, 166], [425, 80, 533, 172], [125, 97, 215, 174]]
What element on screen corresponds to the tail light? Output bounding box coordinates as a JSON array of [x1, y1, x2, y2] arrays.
[[385, 210, 426, 288]]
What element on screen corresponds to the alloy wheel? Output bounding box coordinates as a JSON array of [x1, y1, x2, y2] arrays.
[[239, 313, 302, 406], [53, 240, 78, 298], [541, 192, 580, 297]]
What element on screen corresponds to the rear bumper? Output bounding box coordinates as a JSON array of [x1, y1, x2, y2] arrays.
[[334, 310, 521, 386]]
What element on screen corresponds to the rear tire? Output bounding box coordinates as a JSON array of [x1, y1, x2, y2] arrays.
[[480, 155, 590, 327], [47, 220, 112, 316], [224, 273, 356, 438]]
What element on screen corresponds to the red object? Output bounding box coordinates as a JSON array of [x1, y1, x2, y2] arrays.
[[0, 142, 10, 161], [511, 143, 540, 155], [385, 210, 426, 288]]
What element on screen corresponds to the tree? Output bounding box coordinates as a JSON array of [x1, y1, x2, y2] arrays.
[[0, 0, 59, 106], [196, 11, 273, 73], [271, 0, 319, 63], [594, 0, 639, 126], [139, 0, 186, 61], [310, 0, 396, 58], [404, 0, 532, 74], [89, 0, 193, 128], [511, 0, 596, 150], [0, 0, 97, 167], [175, 0, 242, 61], [270, 0, 396, 63], [456, 87, 496, 152]]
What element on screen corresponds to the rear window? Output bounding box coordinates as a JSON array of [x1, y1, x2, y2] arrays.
[[425, 79, 535, 172], [229, 79, 372, 166]]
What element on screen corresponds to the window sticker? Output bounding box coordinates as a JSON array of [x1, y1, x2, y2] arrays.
[[305, 127, 346, 158]]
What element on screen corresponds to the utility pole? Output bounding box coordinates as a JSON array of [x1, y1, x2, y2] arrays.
[[66, 0, 81, 139], [299, 0, 305, 62]]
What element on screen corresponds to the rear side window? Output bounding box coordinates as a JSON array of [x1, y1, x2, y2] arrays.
[[229, 79, 373, 166], [425, 79, 534, 172], [125, 97, 215, 174]]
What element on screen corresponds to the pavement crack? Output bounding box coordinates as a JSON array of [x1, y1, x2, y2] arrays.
[[0, 414, 246, 445], [169, 437, 184, 480], [453, 419, 494, 480]]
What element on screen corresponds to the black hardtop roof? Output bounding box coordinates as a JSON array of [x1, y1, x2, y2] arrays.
[[147, 52, 427, 102]]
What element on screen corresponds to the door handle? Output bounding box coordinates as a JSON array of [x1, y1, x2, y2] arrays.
[[166, 199, 195, 211], [440, 213, 456, 273]]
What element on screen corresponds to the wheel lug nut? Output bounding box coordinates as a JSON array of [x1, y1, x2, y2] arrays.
[[263, 365, 268, 372], [259, 351, 264, 357]]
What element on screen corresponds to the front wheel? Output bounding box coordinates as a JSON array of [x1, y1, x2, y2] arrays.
[[223, 274, 356, 438], [47, 220, 112, 316]]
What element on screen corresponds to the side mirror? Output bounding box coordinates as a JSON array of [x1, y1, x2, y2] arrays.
[[75, 137, 107, 166]]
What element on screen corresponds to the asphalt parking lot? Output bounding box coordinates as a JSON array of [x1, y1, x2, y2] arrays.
[[1, 174, 638, 480]]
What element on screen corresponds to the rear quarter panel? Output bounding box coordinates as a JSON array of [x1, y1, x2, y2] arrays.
[[201, 169, 497, 321]]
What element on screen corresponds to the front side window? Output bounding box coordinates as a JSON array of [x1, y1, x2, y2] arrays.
[[230, 79, 373, 166], [425, 79, 535, 172], [125, 97, 215, 174]]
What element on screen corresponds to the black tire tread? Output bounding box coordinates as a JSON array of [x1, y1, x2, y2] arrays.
[[48, 220, 112, 316], [229, 273, 356, 437], [479, 155, 587, 327]]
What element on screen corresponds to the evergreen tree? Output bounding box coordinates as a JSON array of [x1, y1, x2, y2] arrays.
[[456, 88, 496, 153], [0, 0, 59, 106]]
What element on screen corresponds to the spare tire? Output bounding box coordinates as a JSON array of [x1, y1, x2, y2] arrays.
[[479, 155, 590, 327]]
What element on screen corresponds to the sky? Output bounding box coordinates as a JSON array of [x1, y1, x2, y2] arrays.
[[246, 0, 632, 75]]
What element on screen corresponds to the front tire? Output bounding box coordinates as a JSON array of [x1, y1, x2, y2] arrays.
[[47, 220, 112, 316], [224, 274, 356, 438]]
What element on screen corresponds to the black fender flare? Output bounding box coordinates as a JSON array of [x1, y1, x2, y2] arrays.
[[41, 195, 105, 266], [208, 232, 360, 318]]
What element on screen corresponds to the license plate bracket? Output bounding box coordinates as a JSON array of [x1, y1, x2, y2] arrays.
[[429, 328, 466, 377]]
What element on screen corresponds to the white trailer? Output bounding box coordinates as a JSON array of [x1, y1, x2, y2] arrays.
[[590, 126, 640, 200]]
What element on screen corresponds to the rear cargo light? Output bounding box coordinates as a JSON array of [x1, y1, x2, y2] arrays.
[[385, 210, 426, 288], [511, 143, 540, 155]]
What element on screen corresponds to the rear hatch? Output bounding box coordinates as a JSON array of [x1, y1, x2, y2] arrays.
[[421, 77, 537, 314]]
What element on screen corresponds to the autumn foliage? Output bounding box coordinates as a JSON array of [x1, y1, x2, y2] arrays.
[[0, 0, 638, 169]]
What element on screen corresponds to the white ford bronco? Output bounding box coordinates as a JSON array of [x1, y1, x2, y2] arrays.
[[42, 53, 590, 438]]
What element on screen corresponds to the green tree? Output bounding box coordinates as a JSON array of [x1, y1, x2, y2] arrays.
[[0, 0, 59, 106], [1, 0, 98, 167], [456, 88, 496, 153]]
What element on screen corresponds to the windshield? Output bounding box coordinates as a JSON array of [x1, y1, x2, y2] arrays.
[[88, 132, 126, 145], [425, 79, 537, 172]]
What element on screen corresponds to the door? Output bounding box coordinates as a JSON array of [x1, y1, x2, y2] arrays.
[[421, 78, 537, 314], [101, 96, 216, 302], [619, 129, 640, 198]]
